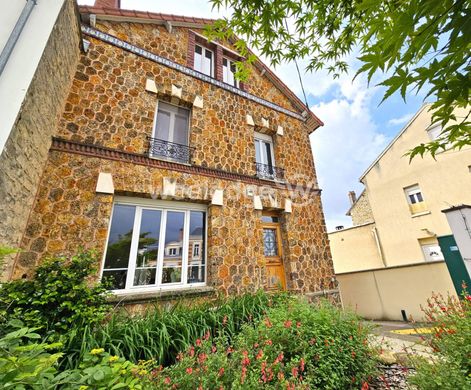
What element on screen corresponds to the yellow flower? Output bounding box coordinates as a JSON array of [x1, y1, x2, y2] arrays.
[[90, 348, 105, 355], [79, 386, 89, 390], [109, 355, 119, 363]]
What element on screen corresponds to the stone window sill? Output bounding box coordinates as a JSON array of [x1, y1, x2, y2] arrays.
[[411, 211, 431, 218], [108, 286, 215, 304]]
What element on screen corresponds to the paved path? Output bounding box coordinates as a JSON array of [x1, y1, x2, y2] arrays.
[[367, 321, 434, 362]]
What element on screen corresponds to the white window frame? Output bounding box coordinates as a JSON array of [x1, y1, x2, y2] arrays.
[[193, 243, 200, 258], [194, 44, 214, 77], [101, 197, 207, 294], [151, 100, 190, 146], [254, 132, 276, 167], [223, 57, 239, 87], [405, 185, 424, 205]]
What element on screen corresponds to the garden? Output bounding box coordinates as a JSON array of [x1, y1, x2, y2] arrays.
[[0, 250, 469, 389]]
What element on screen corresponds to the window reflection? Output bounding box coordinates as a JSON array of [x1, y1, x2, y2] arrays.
[[162, 211, 184, 284]]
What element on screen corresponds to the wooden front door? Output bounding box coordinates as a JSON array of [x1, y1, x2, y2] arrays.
[[262, 215, 286, 290]]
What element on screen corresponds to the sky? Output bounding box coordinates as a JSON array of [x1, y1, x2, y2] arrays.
[[80, 0, 427, 231]]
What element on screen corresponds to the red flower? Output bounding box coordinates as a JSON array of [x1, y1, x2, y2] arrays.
[[291, 366, 299, 378], [164, 377, 171, 384], [351, 351, 356, 358], [256, 349, 264, 360], [296, 321, 301, 328], [265, 318, 273, 328], [274, 352, 284, 363], [266, 339, 273, 346], [362, 382, 369, 390], [218, 367, 225, 377], [299, 358, 305, 372], [196, 339, 202, 346], [212, 345, 217, 353], [198, 353, 207, 364], [284, 320, 293, 328], [465, 295, 471, 302], [186, 367, 193, 374]]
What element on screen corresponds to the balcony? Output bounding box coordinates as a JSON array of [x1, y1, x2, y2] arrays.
[[147, 137, 194, 164], [255, 162, 285, 181]]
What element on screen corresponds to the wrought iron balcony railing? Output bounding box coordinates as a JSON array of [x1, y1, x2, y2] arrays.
[[255, 162, 285, 181], [147, 137, 194, 164]]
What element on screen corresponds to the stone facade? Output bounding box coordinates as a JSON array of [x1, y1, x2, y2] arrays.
[[348, 190, 374, 226], [9, 9, 337, 299], [0, 0, 81, 280]]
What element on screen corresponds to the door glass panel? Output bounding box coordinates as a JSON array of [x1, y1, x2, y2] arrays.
[[188, 211, 205, 283], [255, 140, 262, 164], [162, 211, 184, 284], [263, 228, 278, 257], [133, 209, 161, 286]]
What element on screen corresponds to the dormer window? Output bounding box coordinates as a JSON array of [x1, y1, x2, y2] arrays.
[[194, 44, 213, 77], [223, 57, 238, 87]]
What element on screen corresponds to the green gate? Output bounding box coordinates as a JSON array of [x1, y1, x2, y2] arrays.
[[438, 234, 471, 296]]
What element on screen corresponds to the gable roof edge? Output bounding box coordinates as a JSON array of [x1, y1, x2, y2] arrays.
[[359, 103, 432, 183]]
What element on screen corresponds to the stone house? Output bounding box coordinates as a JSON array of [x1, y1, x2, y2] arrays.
[[7, 0, 337, 303]]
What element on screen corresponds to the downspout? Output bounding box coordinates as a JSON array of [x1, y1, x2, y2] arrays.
[[0, 0, 37, 77], [372, 226, 387, 267]]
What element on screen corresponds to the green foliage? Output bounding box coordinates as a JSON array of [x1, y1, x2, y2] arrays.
[[0, 246, 17, 272], [152, 298, 377, 389], [207, 0, 471, 158], [409, 290, 471, 389], [62, 290, 287, 369], [0, 251, 111, 338], [0, 321, 63, 389]]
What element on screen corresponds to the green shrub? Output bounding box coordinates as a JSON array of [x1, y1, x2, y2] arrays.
[[409, 289, 471, 390], [0, 321, 63, 389], [152, 298, 377, 389], [0, 251, 111, 339], [62, 290, 288, 369]]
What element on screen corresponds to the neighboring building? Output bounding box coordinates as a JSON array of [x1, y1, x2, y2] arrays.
[[0, 0, 82, 280], [329, 103, 470, 320], [7, 0, 337, 303]]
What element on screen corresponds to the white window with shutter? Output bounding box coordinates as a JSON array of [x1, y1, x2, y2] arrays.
[[223, 57, 238, 87]]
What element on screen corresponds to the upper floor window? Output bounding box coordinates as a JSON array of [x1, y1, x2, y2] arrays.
[[101, 199, 206, 292], [223, 57, 238, 87], [194, 44, 213, 77], [404, 184, 428, 215], [254, 132, 284, 181], [150, 101, 191, 163]]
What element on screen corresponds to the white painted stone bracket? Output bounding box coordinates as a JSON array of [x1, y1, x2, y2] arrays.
[[277, 125, 284, 136], [253, 195, 263, 210], [211, 189, 224, 206], [261, 117, 270, 128], [162, 177, 177, 197], [284, 198, 292, 213], [246, 114, 255, 126], [171, 84, 182, 99], [193, 95, 204, 108], [96, 172, 114, 194], [145, 79, 158, 94]]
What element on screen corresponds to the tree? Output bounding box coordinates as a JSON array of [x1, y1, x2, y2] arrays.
[[207, 0, 470, 158]]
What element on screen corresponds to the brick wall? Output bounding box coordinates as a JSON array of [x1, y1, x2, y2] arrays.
[[0, 0, 81, 280]]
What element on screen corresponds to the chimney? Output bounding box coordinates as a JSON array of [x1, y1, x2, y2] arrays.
[[94, 0, 121, 8], [348, 191, 357, 205]]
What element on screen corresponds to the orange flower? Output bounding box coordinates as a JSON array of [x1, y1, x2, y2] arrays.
[[186, 367, 193, 374], [218, 367, 225, 377], [284, 320, 293, 328], [362, 381, 369, 390]]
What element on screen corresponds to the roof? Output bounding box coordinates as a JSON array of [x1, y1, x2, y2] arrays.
[[358, 103, 432, 182], [78, 5, 323, 131]]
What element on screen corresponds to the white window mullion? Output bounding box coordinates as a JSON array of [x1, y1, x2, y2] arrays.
[[125, 206, 142, 289], [168, 111, 176, 144], [181, 210, 190, 286], [156, 209, 167, 288]]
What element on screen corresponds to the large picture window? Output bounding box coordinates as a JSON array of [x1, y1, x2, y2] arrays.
[[102, 198, 206, 292]]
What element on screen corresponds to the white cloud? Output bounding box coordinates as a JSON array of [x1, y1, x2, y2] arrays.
[[310, 75, 390, 232], [388, 113, 413, 126]]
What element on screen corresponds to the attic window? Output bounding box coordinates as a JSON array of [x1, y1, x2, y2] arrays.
[[223, 57, 239, 87], [194, 44, 214, 77]]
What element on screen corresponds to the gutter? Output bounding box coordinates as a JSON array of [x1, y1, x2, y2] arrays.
[[0, 0, 37, 77]]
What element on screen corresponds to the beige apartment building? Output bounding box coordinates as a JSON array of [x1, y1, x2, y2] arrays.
[[329, 104, 471, 320]]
